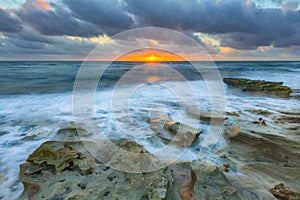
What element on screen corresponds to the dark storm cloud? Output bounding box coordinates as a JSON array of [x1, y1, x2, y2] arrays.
[[124, 0, 258, 33], [4, 28, 58, 44], [9, 0, 300, 50], [16, 0, 134, 37], [124, 0, 300, 49], [18, 3, 103, 37], [219, 33, 274, 50], [0, 8, 22, 32], [219, 8, 300, 49], [1, 0, 300, 59], [62, 0, 133, 34], [0, 29, 96, 57]]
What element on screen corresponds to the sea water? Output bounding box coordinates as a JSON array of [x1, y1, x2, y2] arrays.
[[0, 61, 299, 199]]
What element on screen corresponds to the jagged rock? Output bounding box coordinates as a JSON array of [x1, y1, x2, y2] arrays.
[[25, 141, 95, 173], [270, 183, 300, 200], [19, 140, 172, 200], [116, 138, 148, 153], [164, 122, 202, 146], [19, 140, 247, 200], [22, 136, 299, 200], [107, 138, 163, 172], [168, 162, 242, 200], [221, 163, 231, 172], [223, 78, 292, 97], [56, 122, 90, 141], [148, 115, 203, 147]]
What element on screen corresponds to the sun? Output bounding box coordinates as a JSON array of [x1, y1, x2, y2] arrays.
[[148, 53, 157, 62]]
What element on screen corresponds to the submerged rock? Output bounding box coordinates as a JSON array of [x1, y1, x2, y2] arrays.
[[223, 78, 292, 97]]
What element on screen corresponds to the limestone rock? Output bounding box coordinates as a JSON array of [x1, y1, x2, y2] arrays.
[[190, 161, 241, 200], [148, 115, 203, 147], [164, 122, 202, 147], [26, 141, 94, 172], [21, 135, 298, 200], [107, 138, 162, 173], [223, 78, 292, 97], [185, 107, 227, 124], [20, 140, 172, 200], [270, 183, 300, 200], [56, 122, 90, 141]]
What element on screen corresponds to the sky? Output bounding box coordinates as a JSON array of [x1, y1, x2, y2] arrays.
[[0, 0, 300, 61]]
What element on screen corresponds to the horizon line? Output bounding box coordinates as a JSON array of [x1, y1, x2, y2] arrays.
[[1, 60, 300, 62]]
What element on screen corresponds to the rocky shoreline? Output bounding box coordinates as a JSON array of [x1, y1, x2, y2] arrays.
[[16, 78, 300, 200], [19, 107, 300, 200]]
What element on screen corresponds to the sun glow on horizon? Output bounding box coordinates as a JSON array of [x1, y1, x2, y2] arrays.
[[116, 50, 184, 62]]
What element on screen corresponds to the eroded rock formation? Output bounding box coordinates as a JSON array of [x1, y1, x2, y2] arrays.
[[224, 78, 292, 97]]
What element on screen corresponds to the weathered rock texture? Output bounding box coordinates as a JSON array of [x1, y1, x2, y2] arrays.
[[20, 140, 243, 200], [223, 78, 292, 97], [148, 115, 203, 147], [221, 108, 300, 200], [20, 108, 300, 200], [20, 140, 171, 200]]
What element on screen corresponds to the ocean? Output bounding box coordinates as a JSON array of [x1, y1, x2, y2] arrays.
[[0, 61, 299, 199]]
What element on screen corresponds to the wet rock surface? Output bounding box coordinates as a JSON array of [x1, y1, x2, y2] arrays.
[[224, 78, 292, 97], [222, 107, 300, 199], [185, 107, 227, 125], [164, 122, 202, 147], [20, 140, 172, 200], [55, 122, 91, 141], [20, 140, 246, 200], [190, 162, 240, 200], [270, 183, 300, 200], [19, 106, 300, 199], [148, 115, 203, 147]]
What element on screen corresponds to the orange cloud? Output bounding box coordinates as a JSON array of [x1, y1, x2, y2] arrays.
[[220, 47, 236, 53], [24, 0, 50, 10], [203, 39, 212, 46]]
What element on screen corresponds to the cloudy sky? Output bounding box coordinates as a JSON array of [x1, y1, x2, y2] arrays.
[[0, 0, 300, 61]]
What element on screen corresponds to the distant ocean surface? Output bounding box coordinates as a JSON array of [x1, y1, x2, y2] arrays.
[[0, 61, 299, 94], [0, 61, 299, 199]]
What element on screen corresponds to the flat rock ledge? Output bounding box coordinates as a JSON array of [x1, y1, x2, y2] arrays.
[[223, 78, 292, 97]]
